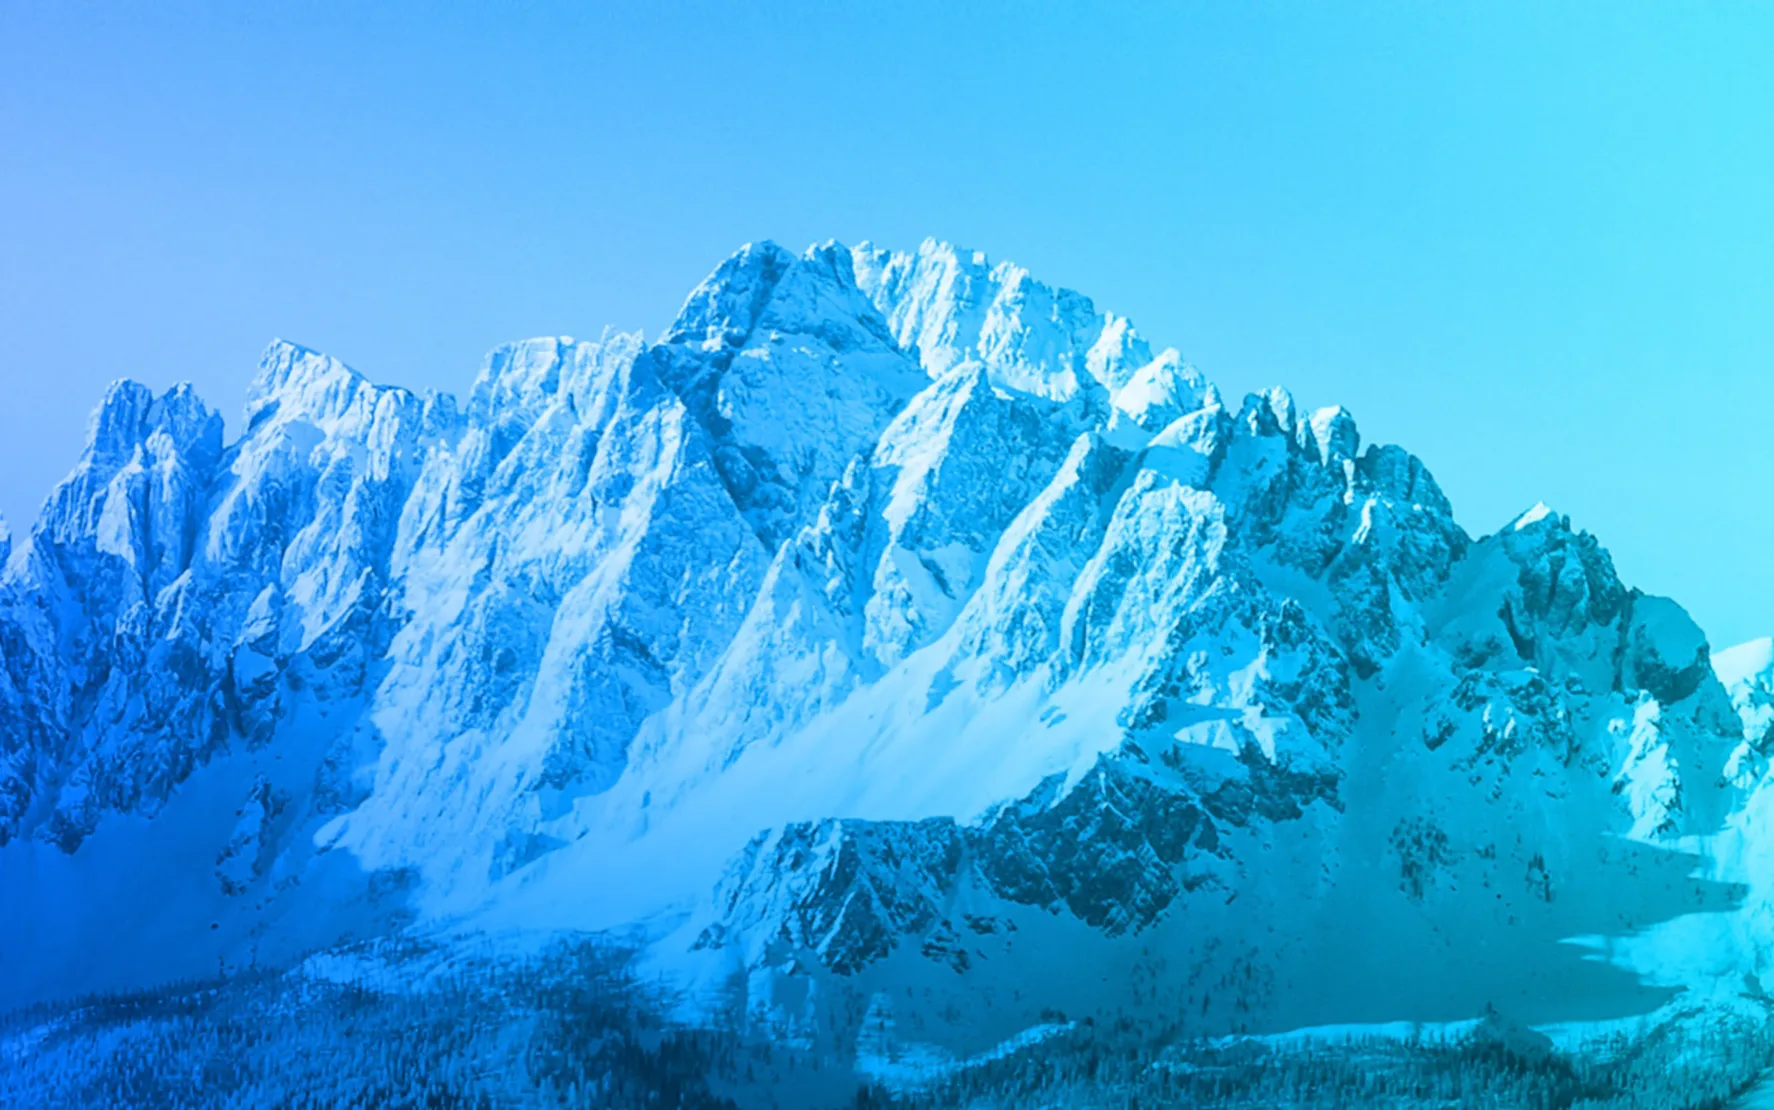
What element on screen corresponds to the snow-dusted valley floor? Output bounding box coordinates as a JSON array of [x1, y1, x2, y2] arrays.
[[4, 239, 1774, 1107]]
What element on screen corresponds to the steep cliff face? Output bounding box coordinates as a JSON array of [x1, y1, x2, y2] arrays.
[[0, 241, 1752, 1057], [0, 349, 435, 852]]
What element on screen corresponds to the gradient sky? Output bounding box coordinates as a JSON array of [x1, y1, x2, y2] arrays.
[[3, 2, 1771, 647]]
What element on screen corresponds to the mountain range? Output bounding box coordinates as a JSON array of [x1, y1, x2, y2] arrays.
[[4, 239, 1773, 1105]]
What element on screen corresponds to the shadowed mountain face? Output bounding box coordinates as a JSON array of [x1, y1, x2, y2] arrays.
[[0, 241, 1762, 1069]]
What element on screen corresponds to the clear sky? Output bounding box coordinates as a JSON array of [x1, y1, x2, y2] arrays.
[[3, 2, 1771, 648]]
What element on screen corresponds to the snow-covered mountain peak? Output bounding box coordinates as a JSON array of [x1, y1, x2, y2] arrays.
[[1307, 404, 1360, 465], [661, 240, 898, 356], [1235, 385, 1301, 437], [1109, 348, 1217, 433], [243, 339, 385, 427], [1716, 636, 1774, 690], [662, 240, 796, 347], [651, 241, 926, 550], [851, 238, 1173, 406], [81, 378, 221, 465], [1511, 500, 1558, 531], [18, 378, 226, 588]]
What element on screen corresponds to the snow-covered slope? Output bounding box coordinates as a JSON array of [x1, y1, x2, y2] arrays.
[[0, 240, 1756, 1060], [1717, 637, 1774, 757]]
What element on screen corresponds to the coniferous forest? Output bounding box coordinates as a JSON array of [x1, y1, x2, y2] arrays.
[[6, 938, 1774, 1109]]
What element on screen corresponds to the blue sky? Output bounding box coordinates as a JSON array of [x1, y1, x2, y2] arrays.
[[3, 1, 1771, 647]]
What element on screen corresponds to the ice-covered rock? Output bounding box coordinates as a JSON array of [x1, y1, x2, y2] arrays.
[[1717, 637, 1774, 755]]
